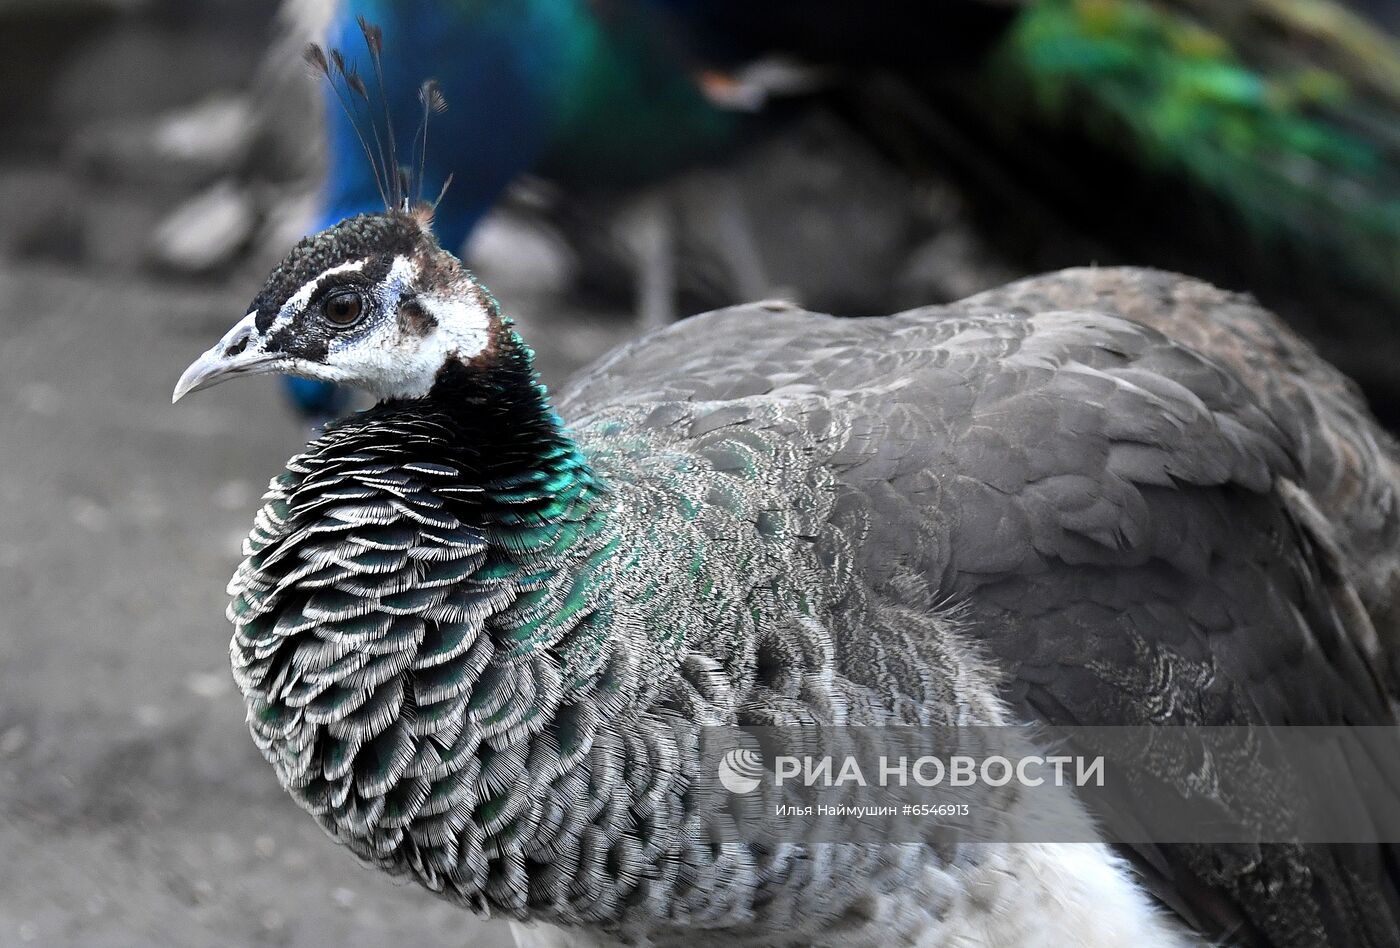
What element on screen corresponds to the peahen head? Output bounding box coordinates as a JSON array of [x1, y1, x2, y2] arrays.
[[173, 209, 505, 405], [175, 20, 502, 408]]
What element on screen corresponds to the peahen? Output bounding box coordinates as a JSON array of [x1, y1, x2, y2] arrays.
[[174, 191, 1400, 946]]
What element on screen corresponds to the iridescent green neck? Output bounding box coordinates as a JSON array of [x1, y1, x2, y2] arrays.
[[404, 328, 626, 700]]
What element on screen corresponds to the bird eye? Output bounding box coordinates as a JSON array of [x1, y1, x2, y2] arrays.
[[322, 290, 364, 327]]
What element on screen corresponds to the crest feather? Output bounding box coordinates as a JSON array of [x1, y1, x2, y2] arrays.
[[307, 21, 452, 218]]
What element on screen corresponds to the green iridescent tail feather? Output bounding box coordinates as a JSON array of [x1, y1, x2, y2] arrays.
[[996, 0, 1400, 306]]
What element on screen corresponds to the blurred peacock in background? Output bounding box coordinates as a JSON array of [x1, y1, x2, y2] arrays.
[[282, 0, 1014, 417], [280, 0, 1400, 423], [942, 0, 1400, 407]]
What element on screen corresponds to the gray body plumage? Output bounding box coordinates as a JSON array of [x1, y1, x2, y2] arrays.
[[227, 267, 1400, 946]]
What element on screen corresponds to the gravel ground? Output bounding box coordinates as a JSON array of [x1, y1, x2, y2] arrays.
[[0, 257, 633, 946]]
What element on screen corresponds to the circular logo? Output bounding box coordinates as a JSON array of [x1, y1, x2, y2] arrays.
[[717, 747, 764, 795]]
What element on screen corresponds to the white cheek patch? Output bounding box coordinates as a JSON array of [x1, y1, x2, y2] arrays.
[[375, 292, 491, 399], [420, 295, 491, 360], [325, 254, 493, 401]]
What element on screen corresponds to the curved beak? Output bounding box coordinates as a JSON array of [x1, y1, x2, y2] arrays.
[[172, 312, 284, 403]]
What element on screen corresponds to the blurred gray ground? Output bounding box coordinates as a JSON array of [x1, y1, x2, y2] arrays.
[[0, 257, 632, 947]]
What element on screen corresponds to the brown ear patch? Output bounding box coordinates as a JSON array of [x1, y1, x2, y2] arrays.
[[397, 297, 437, 336]]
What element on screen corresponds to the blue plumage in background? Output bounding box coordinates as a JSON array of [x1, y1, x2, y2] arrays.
[[290, 0, 558, 418], [285, 0, 746, 420], [290, 0, 591, 418]]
